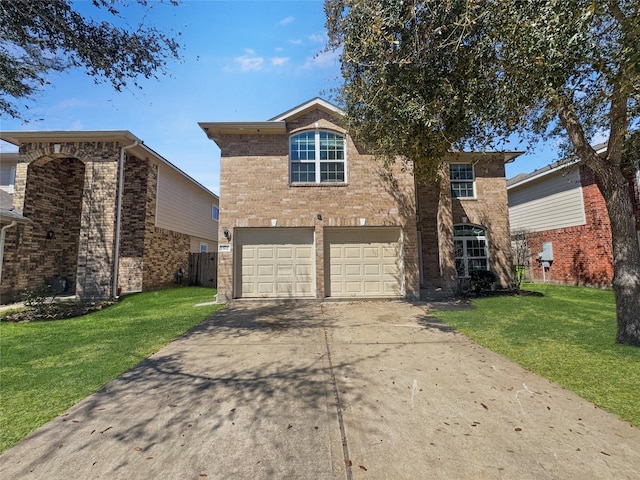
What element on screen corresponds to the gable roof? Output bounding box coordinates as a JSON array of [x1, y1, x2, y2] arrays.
[[268, 97, 344, 121], [199, 98, 343, 145], [507, 141, 608, 190]]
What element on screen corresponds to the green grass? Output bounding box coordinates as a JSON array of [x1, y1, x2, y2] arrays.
[[0, 287, 224, 453], [432, 283, 640, 426]]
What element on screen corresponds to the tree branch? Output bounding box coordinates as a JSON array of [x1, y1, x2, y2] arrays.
[[552, 92, 603, 167]]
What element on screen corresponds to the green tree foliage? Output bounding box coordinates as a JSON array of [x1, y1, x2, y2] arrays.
[[0, 0, 181, 118], [326, 0, 640, 345]]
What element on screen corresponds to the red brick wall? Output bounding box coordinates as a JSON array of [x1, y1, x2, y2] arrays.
[[526, 165, 614, 286]]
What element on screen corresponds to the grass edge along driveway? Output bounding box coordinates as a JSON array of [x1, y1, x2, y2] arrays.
[[0, 287, 224, 453], [432, 283, 640, 427]]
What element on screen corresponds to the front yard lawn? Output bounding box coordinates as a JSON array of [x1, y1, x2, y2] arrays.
[[0, 287, 224, 453], [432, 283, 640, 426]]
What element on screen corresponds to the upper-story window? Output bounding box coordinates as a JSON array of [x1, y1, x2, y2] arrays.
[[450, 163, 475, 198], [290, 130, 346, 184], [212, 205, 219, 221]]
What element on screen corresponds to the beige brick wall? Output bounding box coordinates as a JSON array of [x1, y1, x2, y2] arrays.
[[417, 157, 514, 290], [2, 141, 197, 302], [141, 162, 191, 291], [216, 110, 420, 301]]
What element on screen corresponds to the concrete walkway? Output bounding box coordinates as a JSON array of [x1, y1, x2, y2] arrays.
[[1, 301, 639, 479]]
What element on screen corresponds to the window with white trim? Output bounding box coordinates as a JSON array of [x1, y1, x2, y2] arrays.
[[212, 205, 219, 221], [290, 130, 346, 184], [454, 224, 489, 277], [8, 166, 16, 194], [200, 243, 208, 253], [450, 163, 475, 198]]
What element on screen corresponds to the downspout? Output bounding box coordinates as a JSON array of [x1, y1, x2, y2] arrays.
[[0, 221, 18, 286], [113, 141, 138, 299]]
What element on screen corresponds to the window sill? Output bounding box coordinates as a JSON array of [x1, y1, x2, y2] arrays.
[[289, 182, 349, 187]]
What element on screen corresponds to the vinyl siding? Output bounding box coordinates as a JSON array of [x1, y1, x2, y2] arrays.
[[190, 237, 218, 253], [509, 166, 586, 232], [155, 163, 218, 242]]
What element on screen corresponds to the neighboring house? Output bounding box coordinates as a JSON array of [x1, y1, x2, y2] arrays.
[[507, 144, 640, 286], [0, 131, 219, 302], [200, 98, 519, 302], [0, 152, 18, 194]]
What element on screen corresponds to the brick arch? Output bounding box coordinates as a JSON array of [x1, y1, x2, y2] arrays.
[[21, 143, 100, 165], [21, 155, 86, 294]]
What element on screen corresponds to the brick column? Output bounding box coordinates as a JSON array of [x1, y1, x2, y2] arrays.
[[76, 160, 119, 299], [437, 171, 457, 291]]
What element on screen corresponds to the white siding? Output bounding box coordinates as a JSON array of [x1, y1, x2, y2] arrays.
[[509, 166, 586, 232], [0, 155, 17, 193], [155, 163, 218, 241]]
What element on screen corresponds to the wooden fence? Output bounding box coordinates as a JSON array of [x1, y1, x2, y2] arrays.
[[188, 252, 218, 288]]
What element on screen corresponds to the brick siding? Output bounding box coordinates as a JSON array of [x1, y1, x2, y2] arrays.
[[216, 109, 420, 301], [2, 140, 196, 302], [525, 165, 615, 286], [417, 157, 514, 290]]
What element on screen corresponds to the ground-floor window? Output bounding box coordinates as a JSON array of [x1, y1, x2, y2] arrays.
[[454, 224, 488, 277]]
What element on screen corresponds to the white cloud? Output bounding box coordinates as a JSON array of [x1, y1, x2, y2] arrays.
[[234, 49, 264, 72], [55, 98, 93, 110], [304, 48, 341, 69], [308, 33, 327, 44], [279, 16, 295, 26], [271, 57, 290, 66], [288, 39, 303, 45]]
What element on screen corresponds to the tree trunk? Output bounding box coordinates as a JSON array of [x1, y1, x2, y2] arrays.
[[595, 162, 640, 346]]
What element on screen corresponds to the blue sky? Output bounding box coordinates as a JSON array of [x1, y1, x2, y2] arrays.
[[1, 0, 562, 195]]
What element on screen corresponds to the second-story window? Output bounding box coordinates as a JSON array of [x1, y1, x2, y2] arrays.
[[290, 130, 346, 184], [450, 163, 475, 198]]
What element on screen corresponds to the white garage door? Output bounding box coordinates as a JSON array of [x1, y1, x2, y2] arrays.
[[236, 228, 314, 298], [326, 228, 402, 298]]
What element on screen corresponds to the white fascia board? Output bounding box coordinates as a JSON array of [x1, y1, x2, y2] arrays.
[[268, 98, 344, 121]]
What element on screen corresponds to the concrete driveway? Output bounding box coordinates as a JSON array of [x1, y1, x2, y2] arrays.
[[1, 300, 639, 479]]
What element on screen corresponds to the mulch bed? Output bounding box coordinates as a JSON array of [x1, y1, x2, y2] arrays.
[[1, 301, 116, 323]]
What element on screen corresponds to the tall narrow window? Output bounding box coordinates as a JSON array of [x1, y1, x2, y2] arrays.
[[212, 205, 219, 221], [8, 166, 16, 194], [454, 224, 488, 277], [450, 163, 475, 198], [290, 131, 346, 184]]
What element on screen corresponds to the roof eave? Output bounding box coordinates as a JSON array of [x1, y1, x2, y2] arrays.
[[198, 121, 287, 144], [0, 130, 139, 146]]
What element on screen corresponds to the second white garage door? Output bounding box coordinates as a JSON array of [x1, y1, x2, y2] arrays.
[[235, 228, 314, 298], [326, 228, 402, 298]]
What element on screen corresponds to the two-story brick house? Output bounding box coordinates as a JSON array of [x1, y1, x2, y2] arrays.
[[0, 131, 219, 302], [201, 98, 518, 301]]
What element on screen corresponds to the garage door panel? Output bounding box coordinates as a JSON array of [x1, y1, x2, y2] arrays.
[[364, 264, 380, 275], [258, 265, 274, 277], [344, 247, 361, 259], [237, 228, 314, 298], [345, 264, 361, 276], [257, 247, 275, 259], [276, 265, 293, 276], [277, 247, 293, 259], [327, 228, 402, 298], [296, 264, 312, 276]]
